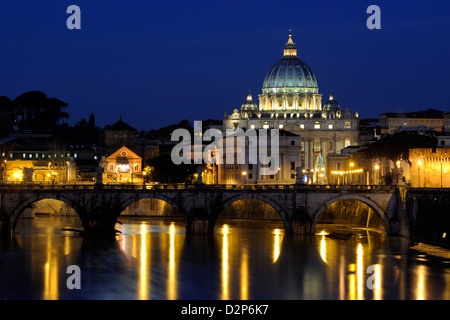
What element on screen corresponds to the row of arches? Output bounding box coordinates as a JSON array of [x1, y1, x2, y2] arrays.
[[11, 196, 387, 235]]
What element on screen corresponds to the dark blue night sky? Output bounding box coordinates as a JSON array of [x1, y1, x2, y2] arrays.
[[1, 0, 450, 131]]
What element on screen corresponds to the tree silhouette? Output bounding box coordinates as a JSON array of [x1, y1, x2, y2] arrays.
[[12, 91, 69, 132]]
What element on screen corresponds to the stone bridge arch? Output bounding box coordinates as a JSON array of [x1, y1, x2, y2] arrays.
[[115, 192, 186, 223], [215, 192, 289, 231], [8, 193, 82, 232], [311, 194, 389, 234]]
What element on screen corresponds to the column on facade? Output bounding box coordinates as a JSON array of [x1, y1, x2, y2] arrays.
[[321, 139, 327, 168], [304, 139, 309, 169], [278, 154, 284, 182], [309, 138, 314, 170], [254, 158, 259, 184]]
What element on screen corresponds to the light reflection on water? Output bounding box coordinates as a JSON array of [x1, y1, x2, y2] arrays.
[[0, 215, 449, 300]]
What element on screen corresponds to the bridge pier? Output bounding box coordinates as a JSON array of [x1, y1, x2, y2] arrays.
[[284, 207, 313, 235], [185, 208, 214, 234], [0, 220, 13, 237]]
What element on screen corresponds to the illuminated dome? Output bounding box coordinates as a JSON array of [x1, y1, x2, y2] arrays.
[[241, 91, 258, 111], [262, 33, 319, 94], [323, 92, 341, 111]]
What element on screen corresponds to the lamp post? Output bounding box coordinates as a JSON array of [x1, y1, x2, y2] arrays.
[[241, 171, 247, 185], [142, 170, 147, 187], [418, 159, 422, 187], [48, 162, 52, 184], [374, 163, 380, 185], [349, 162, 354, 185], [66, 161, 70, 183]]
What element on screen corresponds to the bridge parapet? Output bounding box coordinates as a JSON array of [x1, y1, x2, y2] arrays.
[[0, 183, 395, 192]]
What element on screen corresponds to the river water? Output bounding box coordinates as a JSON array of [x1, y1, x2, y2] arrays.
[[1, 215, 449, 300]]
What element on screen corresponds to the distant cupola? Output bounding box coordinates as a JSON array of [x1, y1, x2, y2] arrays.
[[283, 31, 297, 57], [241, 90, 258, 112], [323, 92, 341, 111]]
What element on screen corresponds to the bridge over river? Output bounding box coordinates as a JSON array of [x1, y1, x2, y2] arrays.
[[3, 183, 436, 238]]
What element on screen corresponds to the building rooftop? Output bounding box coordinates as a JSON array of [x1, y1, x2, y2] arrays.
[[381, 108, 444, 119], [105, 118, 137, 132]]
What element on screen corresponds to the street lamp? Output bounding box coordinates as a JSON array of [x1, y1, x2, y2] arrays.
[[349, 162, 355, 185], [66, 161, 70, 183], [374, 163, 380, 185], [241, 171, 247, 185], [142, 170, 147, 187]]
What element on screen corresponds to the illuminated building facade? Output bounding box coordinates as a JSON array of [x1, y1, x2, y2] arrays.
[[215, 130, 303, 185], [410, 147, 450, 188], [1, 152, 76, 183], [105, 146, 142, 183], [221, 33, 360, 184]]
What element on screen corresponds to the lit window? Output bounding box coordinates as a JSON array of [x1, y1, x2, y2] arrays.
[[314, 141, 321, 151], [250, 124, 255, 129], [263, 124, 269, 129], [345, 121, 351, 129], [314, 123, 320, 129], [279, 124, 284, 129], [344, 139, 351, 148], [328, 124, 333, 129], [300, 124, 305, 129]]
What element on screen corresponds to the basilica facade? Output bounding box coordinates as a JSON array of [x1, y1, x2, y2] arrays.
[[219, 33, 360, 184]]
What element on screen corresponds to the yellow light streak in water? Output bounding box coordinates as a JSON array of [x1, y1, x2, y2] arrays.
[[240, 247, 249, 300], [339, 255, 345, 299], [139, 223, 148, 300], [221, 224, 229, 300], [167, 222, 177, 300], [273, 229, 282, 263], [417, 265, 426, 300], [43, 234, 58, 300], [320, 234, 327, 264], [348, 263, 356, 300], [64, 236, 70, 256], [357, 243, 363, 300], [317, 230, 329, 264]]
